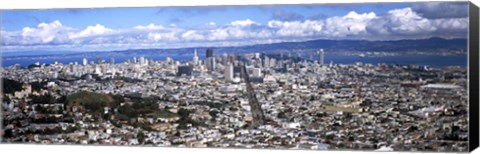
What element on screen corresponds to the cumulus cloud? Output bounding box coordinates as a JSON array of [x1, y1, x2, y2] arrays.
[[268, 20, 323, 37], [208, 28, 229, 41], [2, 4, 469, 51], [366, 8, 436, 36], [181, 30, 204, 41], [230, 19, 259, 27], [69, 24, 112, 39], [412, 2, 468, 19], [133, 24, 164, 30], [366, 7, 467, 39], [147, 32, 179, 42], [323, 11, 376, 38], [19, 20, 73, 44]]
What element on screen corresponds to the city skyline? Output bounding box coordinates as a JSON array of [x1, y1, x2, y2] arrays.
[[1, 2, 471, 151], [1, 2, 469, 52]]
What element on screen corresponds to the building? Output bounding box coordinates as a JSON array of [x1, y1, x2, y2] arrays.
[[83, 58, 88, 66], [205, 49, 215, 72], [206, 48, 213, 58], [166, 57, 173, 65], [252, 68, 262, 77], [225, 63, 234, 82], [139, 56, 145, 65], [319, 48, 325, 65], [193, 49, 199, 65], [177, 65, 193, 77]]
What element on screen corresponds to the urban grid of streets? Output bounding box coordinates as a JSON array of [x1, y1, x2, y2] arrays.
[[1, 49, 469, 152]]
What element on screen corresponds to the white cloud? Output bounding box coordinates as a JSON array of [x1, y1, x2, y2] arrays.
[[19, 20, 73, 44], [322, 11, 376, 38], [208, 28, 229, 41], [2, 5, 469, 51], [384, 8, 436, 35], [69, 24, 112, 39], [147, 32, 178, 42], [181, 30, 204, 41], [365, 7, 467, 39], [230, 19, 258, 27], [268, 20, 323, 37], [430, 17, 468, 31], [133, 24, 164, 30]]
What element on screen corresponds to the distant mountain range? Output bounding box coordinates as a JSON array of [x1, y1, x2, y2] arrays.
[[4, 37, 467, 57], [111, 37, 468, 56]]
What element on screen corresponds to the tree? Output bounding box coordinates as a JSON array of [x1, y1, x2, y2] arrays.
[[277, 111, 287, 119], [137, 131, 145, 144], [31, 93, 56, 104], [2, 78, 23, 94]]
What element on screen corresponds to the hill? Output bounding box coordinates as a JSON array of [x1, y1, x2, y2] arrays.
[[66, 91, 115, 113]]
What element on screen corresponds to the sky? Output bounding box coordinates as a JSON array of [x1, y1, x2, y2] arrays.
[[0, 2, 469, 52]]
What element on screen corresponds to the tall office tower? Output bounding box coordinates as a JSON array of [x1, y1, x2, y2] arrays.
[[205, 48, 215, 72], [110, 57, 115, 64], [193, 48, 199, 65], [206, 48, 213, 58], [282, 63, 289, 73], [83, 58, 88, 66], [69, 64, 76, 73], [222, 52, 228, 66], [133, 57, 137, 64], [263, 57, 270, 68], [270, 58, 276, 68], [225, 63, 234, 82], [209, 57, 216, 72], [252, 68, 262, 77], [319, 48, 325, 65], [96, 57, 102, 64], [139, 56, 145, 65], [166, 57, 173, 64]]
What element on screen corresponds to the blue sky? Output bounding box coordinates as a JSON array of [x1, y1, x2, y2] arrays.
[[1, 2, 469, 52]]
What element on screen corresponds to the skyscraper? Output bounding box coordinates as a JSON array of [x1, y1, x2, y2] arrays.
[[319, 48, 325, 65], [139, 56, 145, 65], [209, 57, 216, 72], [193, 48, 199, 65], [206, 48, 213, 58], [166, 57, 173, 64], [83, 58, 88, 66], [205, 48, 215, 72], [252, 68, 262, 77], [225, 63, 234, 82]]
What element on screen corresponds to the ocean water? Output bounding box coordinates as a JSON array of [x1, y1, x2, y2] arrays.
[[321, 55, 467, 68], [2, 54, 467, 68]]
